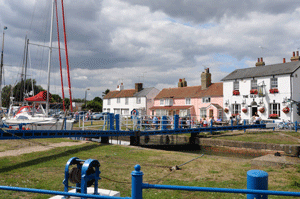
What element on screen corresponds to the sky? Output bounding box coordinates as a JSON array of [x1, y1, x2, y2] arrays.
[[1, 0, 300, 101]]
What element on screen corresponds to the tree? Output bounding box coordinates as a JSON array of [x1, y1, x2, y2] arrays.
[[51, 94, 62, 103], [93, 96, 102, 103], [102, 89, 110, 97], [64, 98, 70, 110]]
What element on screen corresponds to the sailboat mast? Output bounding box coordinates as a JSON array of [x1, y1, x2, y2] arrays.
[[46, 0, 55, 116], [0, 26, 7, 107]]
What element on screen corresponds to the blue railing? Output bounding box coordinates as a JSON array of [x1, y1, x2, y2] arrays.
[[1, 165, 300, 198]]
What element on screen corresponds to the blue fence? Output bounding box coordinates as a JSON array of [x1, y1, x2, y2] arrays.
[[1, 165, 300, 198]]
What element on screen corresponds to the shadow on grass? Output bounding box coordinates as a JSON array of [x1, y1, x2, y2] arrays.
[[0, 144, 102, 173]]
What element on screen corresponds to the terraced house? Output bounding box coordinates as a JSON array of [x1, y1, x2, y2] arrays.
[[222, 52, 300, 122], [103, 83, 159, 116], [150, 69, 223, 121]]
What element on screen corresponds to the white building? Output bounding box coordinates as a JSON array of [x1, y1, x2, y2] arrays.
[[103, 83, 160, 116], [221, 52, 300, 122]]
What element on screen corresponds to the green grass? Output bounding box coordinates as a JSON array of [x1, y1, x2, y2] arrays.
[[0, 143, 300, 198], [211, 131, 299, 145]]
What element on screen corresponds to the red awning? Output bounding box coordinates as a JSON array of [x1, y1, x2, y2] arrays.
[[24, 91, 52, 102], [149, 105, 193, 110]]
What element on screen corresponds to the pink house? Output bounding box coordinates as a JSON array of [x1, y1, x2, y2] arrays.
[[150, 69, 223, 121]]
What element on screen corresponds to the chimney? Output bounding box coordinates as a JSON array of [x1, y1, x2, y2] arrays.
[[291, 51, 300, 61], [178, 79, 183, 87], [135, 83, 143, 93], [283, 58, 286, 63], [182, 78, 187, 87], [116, 83, 124, 91], [255, 57, 265, 67], [201, 68, 212, 90]]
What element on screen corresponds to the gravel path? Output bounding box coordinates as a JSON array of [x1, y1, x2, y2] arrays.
[[0, 141, 88, 157]]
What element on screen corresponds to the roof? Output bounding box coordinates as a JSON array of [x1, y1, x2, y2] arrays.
[[149, 105, 193, 110], [133, 87, 155, 97], [154, 83, 223, 99], [103, 89, 136, 99], [103, 87, 155, 99], [206, 103, 223, 110], [221, 61, 300, 81]]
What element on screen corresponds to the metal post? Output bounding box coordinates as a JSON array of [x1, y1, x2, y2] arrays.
[[210, 119, 213, 134], [273, 120, 275, 131], [131, 165, 143, 199], [231, 119, 233, 132], [162, 116, 167, 130], [247, 170, 268, 199], [115, 114, 120, 131], [295, 121, 298, 132], [64, 117, 66, 130], [0, 26, 7, 107], [244, 120, 246, 133], [174, 115, 179, 130], [109, 113, 114, 130]]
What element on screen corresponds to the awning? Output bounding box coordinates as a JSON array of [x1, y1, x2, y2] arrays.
[[24, 91, 52, 102], [149, 105, 193, 110]]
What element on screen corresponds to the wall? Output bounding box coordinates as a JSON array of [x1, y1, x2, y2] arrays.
[[292, 67, 300, 122], [103, 97, 146, 115], [145, 88, 160, 115], [223, 74, 292, 121]]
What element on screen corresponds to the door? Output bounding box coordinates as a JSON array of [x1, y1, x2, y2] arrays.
[[252, 107, 257, 116]]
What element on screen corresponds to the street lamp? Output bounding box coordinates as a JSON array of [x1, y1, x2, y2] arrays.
[[84, 88, 90, 109]]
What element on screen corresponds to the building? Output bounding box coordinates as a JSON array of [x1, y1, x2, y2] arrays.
[[221, 52, 300, 122], [150, 69, 223, 121], [103, 83, 159, 116]]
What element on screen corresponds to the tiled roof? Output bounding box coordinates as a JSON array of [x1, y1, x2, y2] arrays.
[[154, 86, 201, 99], [154, 83, 223, 99], [103, 89, 136, 99], [192, 83, 223, 98], [133, 87, 155, 97], [221, 61, 300, 81]]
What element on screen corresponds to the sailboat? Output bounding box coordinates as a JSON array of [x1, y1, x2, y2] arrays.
[[2, 0, 73, 129]]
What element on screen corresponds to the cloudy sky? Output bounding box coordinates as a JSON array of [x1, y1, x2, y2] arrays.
[[0, 0, 300, 100]]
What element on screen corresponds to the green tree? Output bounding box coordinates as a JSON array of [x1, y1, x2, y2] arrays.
[[102, 89, 110, 97], [1, 85, 12, 107], [64, 98, 70, 109], [51, 94, 62, 103]]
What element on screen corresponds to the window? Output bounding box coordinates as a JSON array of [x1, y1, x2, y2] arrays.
[[114, 109, 121, 114], [233, 81, 239, 91], [156, 109, 167, 116], [232, 104, 241, 115], [107, 99, 111, 105], [165, 98, 173, 106], [179, 109, 190, 117], [251, 79, 257, 90], [160, 99, 164, 105], [186, 98, 191, 105], [202, 97, 211, 103], [136, 97, 141, 104], [125, 98, 129, 105], [270, 78, 278, 89], [269, 103, 280, 117], [117, 98, 120, 103], [200, 108, 206, 118], [218, 110, 223, 120]]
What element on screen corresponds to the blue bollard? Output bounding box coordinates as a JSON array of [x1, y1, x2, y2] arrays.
[[109, 113, 114, 130], [162, 116, 167, 130], [295, 121, 298, 132], [273, 120, 275, 131], [231, 119, 233, 132], [244, 120, 246, 133], [210, 119, 213, 134], [131, 165, 143, 199], [64, 118, 67, 130], [247, 170, 268, 199], [174, 115, 179, 129]]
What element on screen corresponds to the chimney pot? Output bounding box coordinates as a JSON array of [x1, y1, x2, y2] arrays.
[[293, 51, 295, 57], [179, 79, 182, 82], [260, 57, 263, 62], [283, 58, 286, 63], [257, 58, 260, 62]]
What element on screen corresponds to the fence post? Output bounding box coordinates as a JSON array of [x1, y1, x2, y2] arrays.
[[162, 116, 167, 130], [64, 117, 67, 130], [91, 116, 93, 126], [115, 114, 120, 131], [231, 119, 233, 132], [210, 119, 213, 134], [131, 165, 143, 199], [244, 119, 246, 133], [295, 121, 298, 132], [174, 115, 179, 130], [273, 120, 275, 132], [247, 170, 268, 199]]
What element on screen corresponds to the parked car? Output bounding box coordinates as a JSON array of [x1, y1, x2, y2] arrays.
[[92, 112, 109, 120]]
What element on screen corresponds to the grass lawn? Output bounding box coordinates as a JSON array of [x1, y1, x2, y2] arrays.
[[0, 142, 300, 198], [211, 131, 300, 145]]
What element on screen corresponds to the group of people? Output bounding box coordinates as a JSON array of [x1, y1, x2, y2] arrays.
[[252, 112, 261, 124]]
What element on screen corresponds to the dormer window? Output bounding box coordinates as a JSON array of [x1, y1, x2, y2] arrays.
[[185, 98, 191, 105]]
